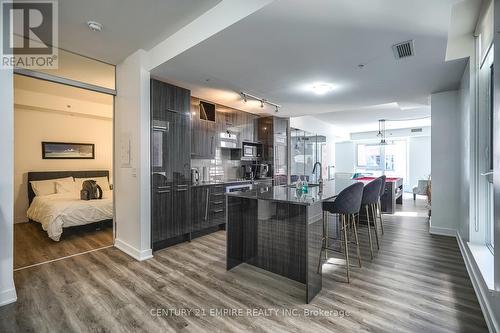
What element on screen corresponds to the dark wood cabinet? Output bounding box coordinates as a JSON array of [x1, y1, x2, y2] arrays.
[[191, 97, 216, 159], [191, 183, 248, 233], [151, 79, 192, 251], [191, 186, 210, 231], [151, 185, 172, 244], [173, 183, 192, 235]]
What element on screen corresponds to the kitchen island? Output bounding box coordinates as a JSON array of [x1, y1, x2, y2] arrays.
[[226, 179, 357, 303]]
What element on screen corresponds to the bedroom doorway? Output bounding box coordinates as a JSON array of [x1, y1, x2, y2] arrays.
[[13, 72, 116, 270]]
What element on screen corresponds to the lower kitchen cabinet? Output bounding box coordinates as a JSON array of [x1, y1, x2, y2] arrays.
[[191, 184, 227, 233], [191, 185, 210, 231], [151, 185, 173, 245], [152, 184, 191, 250], [173, 184, 192, 235]]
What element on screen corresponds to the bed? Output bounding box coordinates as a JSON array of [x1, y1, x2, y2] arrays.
[[26, 171, 113, 241]]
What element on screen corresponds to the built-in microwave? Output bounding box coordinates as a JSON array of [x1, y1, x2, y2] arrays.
[[242, 144, 257, 158]]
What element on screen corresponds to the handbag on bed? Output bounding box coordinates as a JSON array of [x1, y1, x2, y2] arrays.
[[80, 180, 103, 200]]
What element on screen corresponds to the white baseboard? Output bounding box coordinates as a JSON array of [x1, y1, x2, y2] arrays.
[[114, 238, 153, 261], [0, 288, 17, 307], [457, 232, 499, 333], [429, 226, 456, 237]]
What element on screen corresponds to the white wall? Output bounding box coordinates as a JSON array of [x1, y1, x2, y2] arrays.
[[335, 142, 356, 174], [430, 90, 461, 236], [458, 61, 472, 241], [408, 136, 431, 188], [0, 67, 17, 306], [114, 49, 152, 261], [13, 108, 113, 223]]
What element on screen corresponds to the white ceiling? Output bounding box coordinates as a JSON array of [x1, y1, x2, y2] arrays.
[[58, 0, 222, 64], [14, 75, 114, 118], [314, 103, 431, 135], [152, 0, 475, 131]]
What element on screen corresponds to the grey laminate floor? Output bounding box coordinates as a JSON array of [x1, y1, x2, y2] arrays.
[[0, 197, 487, 332]]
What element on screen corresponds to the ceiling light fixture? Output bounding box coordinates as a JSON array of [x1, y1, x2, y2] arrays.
[[377, 119, 387, 145], [311, 82, 335, 95], [240, 92, 281, 112], [87, 21, 103, 32]]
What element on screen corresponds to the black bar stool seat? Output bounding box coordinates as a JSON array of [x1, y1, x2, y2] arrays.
[[360, 178, 382, 259], [318, 182, 364, 283]]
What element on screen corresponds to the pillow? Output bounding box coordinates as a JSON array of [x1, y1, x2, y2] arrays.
[[30, 177, 74, 196], [55, 180, 79, 194], [75, 176, 110, 191]]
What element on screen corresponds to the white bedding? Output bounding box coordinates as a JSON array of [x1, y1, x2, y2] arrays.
[[27, 191, 113, 241]]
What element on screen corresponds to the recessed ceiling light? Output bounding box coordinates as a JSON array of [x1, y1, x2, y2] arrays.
[[310, 82, 336, 95], [87, 21, 103, 32]]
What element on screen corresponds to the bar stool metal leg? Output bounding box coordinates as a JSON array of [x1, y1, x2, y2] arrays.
[[351, 213, 362, 268], [325, 212, 328, 260], [365, 205, 374, 260], [341, 214, 350, 283], [371, 204, 380, 250], [317, 211, 327, 273], [378, 199, 384, 235]]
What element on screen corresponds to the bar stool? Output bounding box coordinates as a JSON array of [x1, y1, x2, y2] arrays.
[[376, 175, 386, 235], [317, 182, 364, 283], [359, 178, 382, 259]]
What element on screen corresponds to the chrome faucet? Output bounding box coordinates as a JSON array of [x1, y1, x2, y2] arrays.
[[312, 161, 323, 190]]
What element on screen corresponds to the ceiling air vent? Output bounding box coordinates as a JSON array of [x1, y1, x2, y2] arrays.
[[411, 128, 423, 133], [392, 40, 415, 59]]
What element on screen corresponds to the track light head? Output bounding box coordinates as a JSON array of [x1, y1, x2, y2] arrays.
[[260, 100, 264, 108], [275, 106, 279, 113]]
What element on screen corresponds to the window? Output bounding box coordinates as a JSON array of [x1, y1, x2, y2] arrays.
[[356, 141, 407, 179]]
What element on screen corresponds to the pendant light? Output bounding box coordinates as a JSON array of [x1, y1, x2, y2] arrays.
[[377, 119, 387, 145]]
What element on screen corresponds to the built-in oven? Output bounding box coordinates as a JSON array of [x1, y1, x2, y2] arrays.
[[225, 183, 253, 193]]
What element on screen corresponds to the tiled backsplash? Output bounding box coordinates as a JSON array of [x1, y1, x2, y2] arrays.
[[191, 148, 242, 181]]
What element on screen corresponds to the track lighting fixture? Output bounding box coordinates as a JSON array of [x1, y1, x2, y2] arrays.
[[240, 92, 281, 113]]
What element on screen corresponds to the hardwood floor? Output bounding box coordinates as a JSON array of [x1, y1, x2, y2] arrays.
[[14, 221, 113, 269], [1, 198, 487, 332]]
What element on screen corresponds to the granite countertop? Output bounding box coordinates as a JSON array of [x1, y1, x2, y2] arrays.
[[225, 179, 359, 206]]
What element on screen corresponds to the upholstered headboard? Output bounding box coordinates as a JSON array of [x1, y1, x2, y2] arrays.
[[27, 170, 109, 205]]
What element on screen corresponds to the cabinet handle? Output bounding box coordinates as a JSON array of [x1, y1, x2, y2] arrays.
[[205, 188, 210, 221], [177, 184, 188, 188], [211, 136, 214, 155], [212, 209, 224, 213], [156, 190, 171, 194], [176, 188, 188, 192], [212, 193, 225, 197], [212, 201, 224, 205], [158, 186, 171, 190]]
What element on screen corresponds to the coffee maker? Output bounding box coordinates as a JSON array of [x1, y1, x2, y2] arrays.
[[241, 165, 254, 180]]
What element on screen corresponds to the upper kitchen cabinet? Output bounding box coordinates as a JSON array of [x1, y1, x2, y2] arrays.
[[151, 79, 190, 117], [191, 97, 216, 159], [237, 111, 258, 143]]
